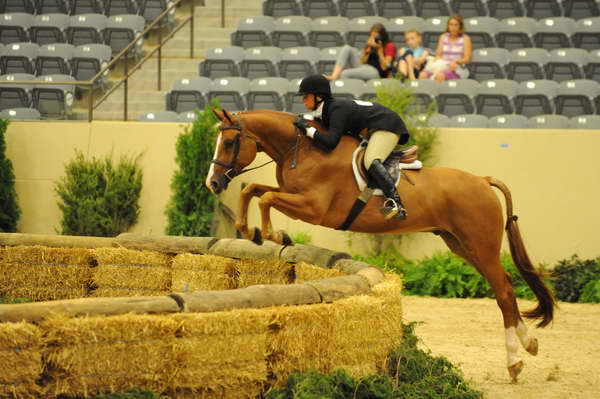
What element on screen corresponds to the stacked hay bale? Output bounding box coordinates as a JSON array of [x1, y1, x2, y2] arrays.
[[294, 261, 346, 283], [0, 322, 43, 398], [0, 246, 94, 301], [92, 248, 172, 297], [235, 258, 294, 288], [172, 254, 237, 292]]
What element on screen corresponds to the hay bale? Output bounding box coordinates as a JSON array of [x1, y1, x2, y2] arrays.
[[294, 261, 346, 283], [0, 246, 94, 301], [208, 238, 284, 260], [235, 258, 293, 288], [115, 233, 217, 254], [172, 254, 237, 292], [92, 248, 172, 297], [280, 244, 351, 268], [0, 233, 115, 249], [0, 322, 43, 398]]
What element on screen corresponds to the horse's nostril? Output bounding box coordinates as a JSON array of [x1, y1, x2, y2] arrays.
[[211, 180, 219, 190]]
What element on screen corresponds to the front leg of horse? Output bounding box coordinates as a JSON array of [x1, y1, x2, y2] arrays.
[[236, 183, 281, 245]]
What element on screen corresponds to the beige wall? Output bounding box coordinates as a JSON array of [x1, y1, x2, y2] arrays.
[[5, 121, 600, 264]]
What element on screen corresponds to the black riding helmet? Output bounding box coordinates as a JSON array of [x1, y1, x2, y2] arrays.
[[298, 75, 332, 98]]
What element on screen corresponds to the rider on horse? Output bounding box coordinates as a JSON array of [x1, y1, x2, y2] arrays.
[[293, 74, 410, 219]]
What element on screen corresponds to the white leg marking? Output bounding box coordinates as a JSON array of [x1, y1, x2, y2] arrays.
[[505, 327, 522, 367], [516, 320, 532, 349], [205, 131, 222, 192]]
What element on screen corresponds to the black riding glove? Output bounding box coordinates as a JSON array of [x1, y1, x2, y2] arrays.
[[293, 117, 310, 135]]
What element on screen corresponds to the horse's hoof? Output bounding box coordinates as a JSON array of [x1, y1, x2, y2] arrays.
[[526, 338, 539, 356], [508, 361, 524, 383], [278, 230, 293, 246], [251, 227, 263, 245]]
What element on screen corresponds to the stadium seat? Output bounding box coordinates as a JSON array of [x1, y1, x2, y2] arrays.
[[104, 15, 145, 58], [488, 114, 528, 128], [208, 77, 250, 111], [346, 17, 388, 48], [0, 107, 41, 120], [387, 16, 426, 47], [450, 0, 489, 18], [568, 114, 600, 129], [525, 0, 563, 19], [506, 48, 549, 82], [67, 14, 107, 46], [33, 74, 75, 119], [30, 14, 69, 46], [465, 17, 499, 49], [422, 17, 448, 50], [271, 16, 311, 49], [330, 78, 366, 99], [563, 0, 600, 19], [262, 0, 303, 17], [199, 46, 244, 78], [309, 17, 348, 49], [363, 78, 403, 101], [71, 44, 112, 88], [286, 78, 305, 113], [0, 13, 33, 45], [527, 114, 570, 129], [587, 49, 600, 81], [573, 17, 600, 51], [105, 0, 138, 16], [231, 16, 274, 49], [247, 77, 289, 110], [546, 48, 589, 82], [1, 0, 37, 14], [0, 42, 38, 75], [514, 79, 558, 117], [415, 0, 450, 18], [534, 17, 575, 50], [36, 43, 74, 76], [378, 0, 415, 18], [487, 0, 525, 19], [449, 114, 489, 128], [71, 0, 105, 14], [555, 79, 599, 117], [406, 79, 440, 109], [178, 110, 199, 123], [278, 46, 320, 79], [303, 0, 340, 17], [0, 73, 35, 110], [496, 17, 536, 50], [165, 76, 211, 113], [476, 79, 519, 117], [240, 46, 282, 79], [427, 113, 451, 127], [338, 0, 376, 18], [317, 46, 344, 75], [437, 79, 480, 117], [469, 47, 509, 82], [138, 111, 179, 122], [139, 0, 175, 28], [38, 0, 70, 14]]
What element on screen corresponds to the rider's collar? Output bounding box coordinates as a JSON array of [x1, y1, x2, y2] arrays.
[[312, 101, 324, 119]]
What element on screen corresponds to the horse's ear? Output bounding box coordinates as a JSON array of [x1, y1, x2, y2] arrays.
[[212, 107, 223, 121], [222, 108, 234, 124]]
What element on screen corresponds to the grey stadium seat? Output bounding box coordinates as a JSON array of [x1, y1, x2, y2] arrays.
[[437, 79, 480, 117], [415, 0, 450, 18], [555, 79, 599, 117], [449, 114, 489, 128], [0, 42, 38, 75], [534, 17, 575, 51], [166, 76, 211, 113], [526, 114, 570, 129], [1, 0, 37, 14], [422, 16, 449, 50], [0, 13, 33, 45], [38, 0, 70, 14], [262, 0, 303, 18], [278, 46, 320, 79], [378, 0, 415, 18], [514, 79, 558, 117], [564, 0, 600, 19], [104, 15, 145, 58], [346, 17, 388, 48], [546, 48, 589, 82], [231, 16, 274, 49], [488, 114, 528, 128], [469, 47, 509, 82], [271, 16, 311, 49], [465, 17, 499, 49], [0, 73, 35, 110], [362, 78, 403, 101], [286, 78, 305, 113], [317, 46, 344, 75], [506, 48, 549, 82], [247, 77, 289, 111], [573, 17, 600, 51], [450, 0, 489, 18], [587, 49, 600, 81], [138, 111, 179, 122], [309, 17, 348, 50], [496, 17, 536, 50], [71, 44, 112, 88], [208, 77, 250, 111], [240, 47, 282, 79], [569, 114, 600, 129], [331, 78, 366, 100], [30, 14, 70, 46], [71, 0, 106, 15], [476, 79, 519, 117], [427, 113, 451, 127], [36, 43, 74, 76], [178, 110, 199, 123], [525, 0, 563, 19], [406, 79, 440, 109], [338, 0, 376, 18], [303, 0, 340, 17], [0, 107, 41, 120], [140, 0, 175, 28], [488, 0, 525, 19], [105, 0, 138, 16], [33, 74, 75, 119], [387, 16, 426, 47], [199, 46, 244, 78], [67, 14, 107, 46]]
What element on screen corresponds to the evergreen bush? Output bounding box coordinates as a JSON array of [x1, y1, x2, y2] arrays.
[[55, 151, 142, 237], [165, 104, 219, 236], [552, 255, 600, 302], [0, 119, 20, 232]]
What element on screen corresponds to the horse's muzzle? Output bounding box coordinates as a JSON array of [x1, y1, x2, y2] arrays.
[[209, 174, 230, 194]]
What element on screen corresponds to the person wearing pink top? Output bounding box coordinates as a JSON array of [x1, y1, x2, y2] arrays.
[[420, 15, 472, 82]]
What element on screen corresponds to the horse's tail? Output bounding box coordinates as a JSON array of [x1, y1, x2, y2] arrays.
[[485, 176, 556, 328]]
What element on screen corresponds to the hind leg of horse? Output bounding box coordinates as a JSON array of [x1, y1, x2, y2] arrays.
[[237, 183, 281, 244]]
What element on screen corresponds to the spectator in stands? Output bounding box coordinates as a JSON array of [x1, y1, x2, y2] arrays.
[[419, 15, 472, 82], [324, 23, 396, 81], [396, 29, 429, 81]]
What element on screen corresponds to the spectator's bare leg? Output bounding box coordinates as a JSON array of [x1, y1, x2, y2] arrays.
[[406, 56, 417, 80], [435, 72, 446, 82]]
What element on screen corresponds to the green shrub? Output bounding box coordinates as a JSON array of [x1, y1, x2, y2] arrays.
[[55, 151, 142, 237], [0, 119, 20, 232], [165, 104, 219, 236], [354, 249, 408, 276], [291, 231, 312, 245], [551, 255, 600, 302], [0, 297, 33, 304], [580, 278, 600, 303]]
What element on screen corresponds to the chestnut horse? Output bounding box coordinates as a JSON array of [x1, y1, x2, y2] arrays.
[[206, 108, 555, 382]]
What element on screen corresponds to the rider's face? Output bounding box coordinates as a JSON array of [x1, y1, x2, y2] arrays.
[[302, 93, 316, 110]]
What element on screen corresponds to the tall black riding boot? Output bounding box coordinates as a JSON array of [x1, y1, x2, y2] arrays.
[[367, 159, 407, 220]]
